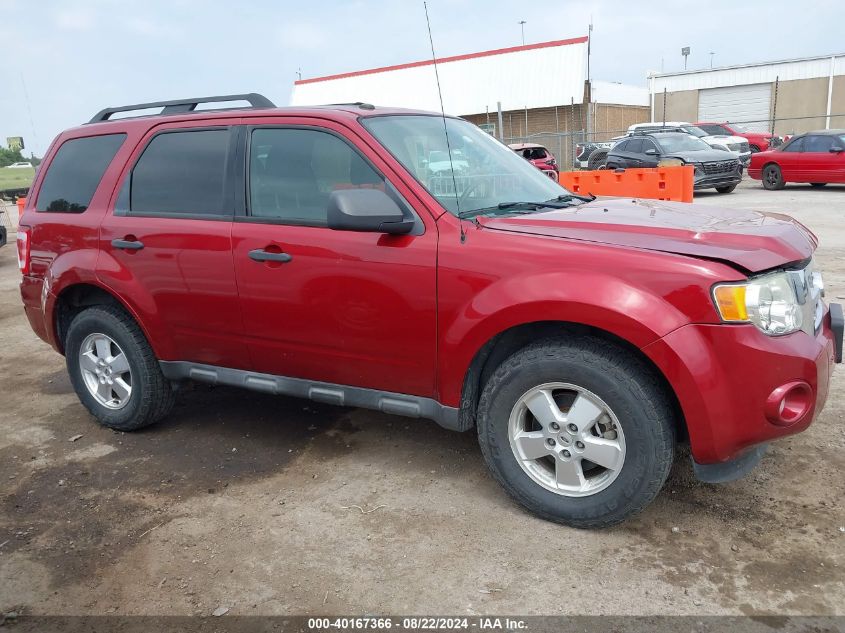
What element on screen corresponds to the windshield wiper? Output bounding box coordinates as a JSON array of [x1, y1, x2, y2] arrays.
[[460, 199, 581, 219], [547, 193, 596, 204]]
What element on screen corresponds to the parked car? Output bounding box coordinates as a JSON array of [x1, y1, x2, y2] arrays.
[[7, 162, 33, 169], [18, 94, 842, 528], [508, 143, 558, 178], [695, 122, 783, 153], [575, 141, 613, 170], [0, 223, 5, 248], [749, 129, 845, 189], [628, 122, 751, 164], [606, 132, 743, 193]]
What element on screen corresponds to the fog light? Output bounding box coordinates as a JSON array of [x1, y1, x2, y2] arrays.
[[764, 381, 813, 427]]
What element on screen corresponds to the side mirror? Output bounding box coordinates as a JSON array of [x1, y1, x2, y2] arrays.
[[327, 189, 414, 235], [645, 148, 658, 156], [829, 146, 844, 153]]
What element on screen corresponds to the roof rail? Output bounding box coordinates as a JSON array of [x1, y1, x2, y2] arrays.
[[329, 102, 376, 110], [87, 93, 276, 124]]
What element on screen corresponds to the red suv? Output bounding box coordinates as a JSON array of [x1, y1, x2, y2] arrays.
[[695, 122, 783, 153], [18, 94, 842, 528]]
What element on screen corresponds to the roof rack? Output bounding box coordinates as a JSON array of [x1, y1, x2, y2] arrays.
[[329, 102, 376, 110], [87, 93, 276, 124]]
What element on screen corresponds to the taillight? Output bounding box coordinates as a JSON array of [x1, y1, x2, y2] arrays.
[[17, 226, 31, 275]]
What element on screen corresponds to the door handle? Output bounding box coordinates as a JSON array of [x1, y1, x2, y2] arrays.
[[248, 249, 292, 263], [112, 239, 144, 250]]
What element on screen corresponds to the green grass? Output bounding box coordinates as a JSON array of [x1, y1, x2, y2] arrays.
[[0, 166, 35, 192]]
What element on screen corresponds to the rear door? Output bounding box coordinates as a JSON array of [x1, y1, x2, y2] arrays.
[[622, 138, 644, 167], [97, 120, 249, 369], [231, 117, 438, 397]]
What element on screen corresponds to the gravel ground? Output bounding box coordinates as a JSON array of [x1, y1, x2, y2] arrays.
[[0, 178, 843, 616]]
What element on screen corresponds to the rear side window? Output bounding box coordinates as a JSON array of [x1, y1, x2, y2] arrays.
[[36, 134, 126, 213], [626, 139, 644, 153], [130, 129, 230, 215], [782, 137, 805, 152]]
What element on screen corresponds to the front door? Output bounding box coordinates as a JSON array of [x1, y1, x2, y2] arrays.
[[231, 119, 438, 397], [98, 122, 249, 369]]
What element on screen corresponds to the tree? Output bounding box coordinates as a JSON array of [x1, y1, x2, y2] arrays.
[[0, 147, 26, 168]]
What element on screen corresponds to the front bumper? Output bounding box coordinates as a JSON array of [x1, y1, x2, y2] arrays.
[[693, 169, 743, 190], [643, 304, 840, 466]]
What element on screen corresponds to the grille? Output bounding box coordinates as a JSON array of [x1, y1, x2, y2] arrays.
[[701, 160, 738, 175]]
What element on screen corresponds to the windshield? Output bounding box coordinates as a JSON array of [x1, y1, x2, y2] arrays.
[[681, 125, 708, 138], [362, 115, 567, 216], [657, 135, 713, 153]]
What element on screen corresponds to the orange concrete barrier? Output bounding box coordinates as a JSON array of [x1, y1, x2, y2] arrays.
[[17, 197, 26, 215], [559, 166, 694, 203]]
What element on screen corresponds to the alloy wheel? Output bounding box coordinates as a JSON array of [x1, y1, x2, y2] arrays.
[[508, 382, 626, 497], [78, 333, 133, 410]]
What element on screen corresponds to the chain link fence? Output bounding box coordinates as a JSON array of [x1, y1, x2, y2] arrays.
[[504, 113, 845, 172]]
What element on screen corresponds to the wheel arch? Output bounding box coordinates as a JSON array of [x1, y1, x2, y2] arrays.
[[51, 282, 158, 357], [455, 320, 686, 441]]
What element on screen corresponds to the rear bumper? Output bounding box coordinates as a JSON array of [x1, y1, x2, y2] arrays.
[[20, 275, 54, 348], [643, 306, 839, 466]]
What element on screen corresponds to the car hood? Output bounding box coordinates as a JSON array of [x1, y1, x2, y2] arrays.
[[478, 198, 816, 273], [701, 134, 748, 146], [666, 148, 741, 163]]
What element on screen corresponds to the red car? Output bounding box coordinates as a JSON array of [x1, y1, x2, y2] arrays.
[[695, 121, 783, 153], [18, 94, 842, 528], [749, 130, 845, 189], [508, 142, 558, 178]]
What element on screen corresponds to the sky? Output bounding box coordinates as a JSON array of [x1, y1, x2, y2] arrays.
[[2, 0, 844, 156]]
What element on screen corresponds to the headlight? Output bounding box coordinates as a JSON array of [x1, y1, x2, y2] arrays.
[[712, 270, 803, 335]]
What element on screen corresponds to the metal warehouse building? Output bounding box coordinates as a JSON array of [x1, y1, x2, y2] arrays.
[[290, 37, 649, 167], [649, 53, 845, 135]]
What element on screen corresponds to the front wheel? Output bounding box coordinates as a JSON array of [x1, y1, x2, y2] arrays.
[[715, 184, 737, 193], [477, 338, 675, 528], [66, 305, 174, 431], [762, 164, 785, 190]]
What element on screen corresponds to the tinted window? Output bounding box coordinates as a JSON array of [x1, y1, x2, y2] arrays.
[[641, 139, 658, 153], [803, 135, 837, 152], [131, 129, 230, 215], [36, 134, 125, 213], [249, 128, 384, 225], [782, 137, 805, 152], [626, 139, 644, 153], [614, 140, 629, 151], [700, 125, 727, 136]]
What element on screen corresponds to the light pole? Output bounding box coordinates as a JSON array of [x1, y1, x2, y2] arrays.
[[519, 20, 526, 45], [681, 46, 690, 70], [710, 52, 715, 68]]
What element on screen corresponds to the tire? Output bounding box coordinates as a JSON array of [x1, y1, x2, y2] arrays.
[[587, 151, 608, 171], [810, 183, 827, 188], [715, 184, 737, 194], [477, 337, 675, 528], [762, 164, 785, 190], [65, 305, 174, 431]]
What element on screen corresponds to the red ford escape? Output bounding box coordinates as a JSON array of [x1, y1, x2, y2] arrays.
[[18, 94, 843, 528]]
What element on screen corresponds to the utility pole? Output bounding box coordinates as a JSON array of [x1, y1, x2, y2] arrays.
[[296, 67, 302, 81], [519, 20, 526, 45], [681, 47, 690, 70], [709, 52, 715, 68]]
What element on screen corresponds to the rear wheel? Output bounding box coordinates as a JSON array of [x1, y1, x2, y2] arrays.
[[477, 337, 675, 528], [810, 183, 827, 188], [715, 184, 737, 194], [587, 151, 608, 171], [66, 305, 174, 431], [762, 164, 785, 190]]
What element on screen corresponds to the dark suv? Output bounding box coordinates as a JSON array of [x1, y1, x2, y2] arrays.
[[16, 94, 842, 528], [606, 132, 743, 193]]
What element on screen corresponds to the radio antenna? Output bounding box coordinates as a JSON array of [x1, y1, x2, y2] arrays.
[[423, 1, 465, 243]]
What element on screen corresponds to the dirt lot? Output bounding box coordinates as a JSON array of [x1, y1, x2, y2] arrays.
[[0, 179, 843, 617]]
